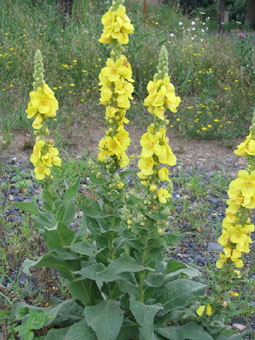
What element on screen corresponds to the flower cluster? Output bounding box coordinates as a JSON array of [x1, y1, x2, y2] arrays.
[[26, 84, 59, 130], [144, 76, 181, 120], [216, 113, 255, 269], [99, 3, 134, 45], [26, 50, 61, 180], [97, 0, 134, 169], [30, 137, 61, 180], [138, 46, 181, 206]]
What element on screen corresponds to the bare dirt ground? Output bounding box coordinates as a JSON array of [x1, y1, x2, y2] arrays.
[[0, 116, 246, 174]]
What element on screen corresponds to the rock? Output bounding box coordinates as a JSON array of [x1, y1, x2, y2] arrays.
[[207, 242, 223, 252], [232, 323, 247, 332]]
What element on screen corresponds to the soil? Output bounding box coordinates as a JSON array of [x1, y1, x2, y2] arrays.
[[0, 116, 246, 175]]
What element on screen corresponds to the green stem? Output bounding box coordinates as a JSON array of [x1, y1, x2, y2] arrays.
[[139, 271, 145, 303]]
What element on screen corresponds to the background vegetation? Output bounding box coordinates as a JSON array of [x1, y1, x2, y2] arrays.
[[0, 0, 255, 145]]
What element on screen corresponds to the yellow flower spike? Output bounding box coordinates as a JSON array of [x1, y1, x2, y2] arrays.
[[138, 46, 180, 204], [97, 2, 134, 170], [27, 50, 61, 181]]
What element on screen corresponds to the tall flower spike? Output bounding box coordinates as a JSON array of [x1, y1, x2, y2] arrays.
[[138, 46, 181, 213], [33, 49, 44, 91], [216, 108, 255, 270], [97, 0, 134, 172], [26, 50, 61, 181]]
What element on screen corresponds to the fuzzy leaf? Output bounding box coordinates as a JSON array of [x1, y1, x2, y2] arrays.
[[63, 319, 96, 339], [44, 222, 75, 250], [156, 322, 213, 340], [158, 279, 206, 316], [85, 300, 123, 340], [13, 201, 39, 215], [64, 178, 80, 201], [70, 240, 97, 257], [130, 299, 163, 340]]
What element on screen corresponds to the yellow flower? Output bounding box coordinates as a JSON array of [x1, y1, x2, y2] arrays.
[[138, 156, 155, 176], [233, 170, 255, 198], [99, 5, 134, 45], [158, 167, 170, 181], [32, 114, 43, 130], [157, 187, 171, 203], [34, 162, 50, 180], [150, 184, 157, 192], [26, 83, 58, 119], [196, 304, 212, 317], [140, 132, 160, 157]]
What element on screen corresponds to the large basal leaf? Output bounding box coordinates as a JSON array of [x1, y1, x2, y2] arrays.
[[39, 328, 68, 340], [63, 319, 97, 340], [13, 200, 39, 215], [156, 322, 213, 340], [130, 299, 163, 340], [64, 178, 80, 201], [44, 222, 75, 250], [47, 299, 84, 327], [22, 253, 79, 281], [157, 279, 206, 316], [70, 240, 97, 257], [85, 300, 123, 340]]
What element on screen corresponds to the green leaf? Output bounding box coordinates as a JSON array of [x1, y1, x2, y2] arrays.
[[64, 178, 80, 201], [22, 253, 79, 280], [145, 273, 165, 288], [63, 319, 96, 340], [81, 200, 112, 218], [116, 323, 139, 340], [25, 331, 34, 340], [42, 328, 68, 340], [44, 222, 75, 250], [35, 212, 55, 230], [79, 263, 106, 281], [177, 322, 213, 340], [70, 240, 97, 257], [166, 259, 187, 274], [55, 200, 76, 226], [117, 280, 140, 299], [85, 300, 123, 340], [156, 322, 213, 340], [69, 279, 101, 306], [130, 299, 163, 340], [166, 233, 185, 246], [79, 256, 145, 283], [13, 201, 39, 215], [157, 279, 206, 316], [98, 255, 145, 282]]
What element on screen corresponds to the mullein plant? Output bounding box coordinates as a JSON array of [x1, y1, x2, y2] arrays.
[[97, 0, 134, 173], [216, 110, 255, 272], [137, 46, 181, 220], [26, 50, 61, 180], [193, 114, 255, 333]]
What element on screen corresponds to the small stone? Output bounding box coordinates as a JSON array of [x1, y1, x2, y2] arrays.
[[207, 243, 223, 252], [232, 323, 247, 332]]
